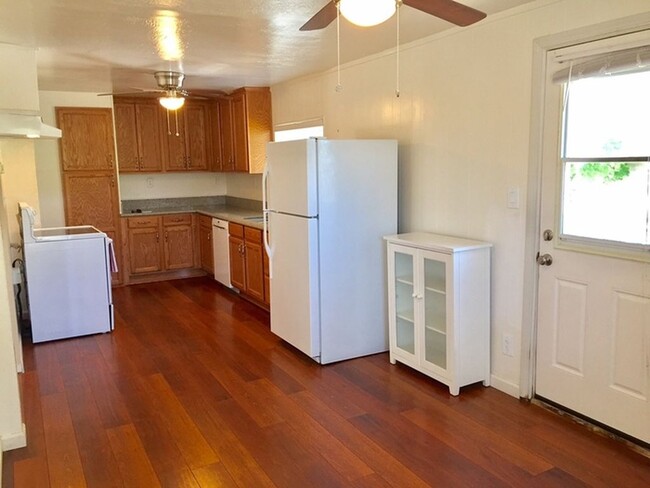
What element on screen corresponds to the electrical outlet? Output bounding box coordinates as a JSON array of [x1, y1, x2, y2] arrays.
[[502, 333, 515, 357], [146, 177, 154, 188]]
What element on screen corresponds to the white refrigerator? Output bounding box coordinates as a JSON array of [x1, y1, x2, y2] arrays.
[[263, 138, 398, 364]]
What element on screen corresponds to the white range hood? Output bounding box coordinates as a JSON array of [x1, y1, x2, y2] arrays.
[[0, 111, 61, 139]]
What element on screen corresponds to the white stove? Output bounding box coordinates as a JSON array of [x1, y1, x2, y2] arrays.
[[19, 202, 114, 343]]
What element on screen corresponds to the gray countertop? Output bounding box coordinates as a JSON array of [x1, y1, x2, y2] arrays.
[[121, 204, 265, 230]]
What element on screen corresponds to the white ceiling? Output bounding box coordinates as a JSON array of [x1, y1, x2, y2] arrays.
[[0, 0, 534, 94]]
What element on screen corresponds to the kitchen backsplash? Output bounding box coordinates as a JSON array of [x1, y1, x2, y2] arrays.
[[121, 195, 262, 213]]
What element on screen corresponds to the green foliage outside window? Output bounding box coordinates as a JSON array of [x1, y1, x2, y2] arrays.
[[569, 139, 634, 183]]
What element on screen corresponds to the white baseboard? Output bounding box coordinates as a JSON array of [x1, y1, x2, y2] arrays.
[[1, 423, 26, 451], [490, 374, 520, 398]]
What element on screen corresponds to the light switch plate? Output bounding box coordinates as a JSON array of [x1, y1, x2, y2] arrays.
[[507, 187, 520, 209]]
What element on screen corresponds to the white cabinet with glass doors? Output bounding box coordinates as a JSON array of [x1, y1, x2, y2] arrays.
[[385, 233, 491, 395]]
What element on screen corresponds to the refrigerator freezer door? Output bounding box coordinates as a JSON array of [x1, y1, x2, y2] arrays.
[[269, 212, 320, 359], [266, 139, 318, 217]]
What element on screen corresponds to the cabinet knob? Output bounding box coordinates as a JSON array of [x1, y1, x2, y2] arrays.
[[165, 232, 168, 241], [156, 232, 159, 242]]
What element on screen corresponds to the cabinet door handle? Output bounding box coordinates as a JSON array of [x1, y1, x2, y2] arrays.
[[108, 154, 113, 168], [165, 232, 168, 242], [207, 233, 210, 241], [111, 176, 115, 187], [156, 232, 159, 242], [188, 157, 192, 168]]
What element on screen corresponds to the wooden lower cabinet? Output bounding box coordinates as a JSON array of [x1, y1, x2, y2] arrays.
[[228, 223, 246, 290], [243, 227, 264, 302], [263, 244, 270, 306], [126, 214, 195, 277], [228, 223, 266, 305], [163, 214, 194, 270], [198, 215, 214, 273]]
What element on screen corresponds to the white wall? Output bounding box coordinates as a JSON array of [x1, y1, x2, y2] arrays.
[[120, 172, 227, 200], [271, 0, 650, 396], [0, 43, 42, 452], [226, 173, 263, 201]]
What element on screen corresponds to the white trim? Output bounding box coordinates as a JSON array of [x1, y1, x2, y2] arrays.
[[490, 375, 520, 399], [521, 12, 650, 400], [1, 423, 26, 451]]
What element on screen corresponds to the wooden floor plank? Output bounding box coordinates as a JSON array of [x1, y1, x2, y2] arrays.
[[41, 392, 87, 488], [4, 276, 649, 488], [11, 456, 50, 488], [105, 423, 161, 488], [192, 462, 240, 488]]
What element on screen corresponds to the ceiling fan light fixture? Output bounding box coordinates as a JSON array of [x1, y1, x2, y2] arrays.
[[339, 0, 396, 27], [159, 95, 185, 110]]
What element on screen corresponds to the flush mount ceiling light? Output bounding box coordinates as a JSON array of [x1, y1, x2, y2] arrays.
[[158, 94, 185, 110], [339, 0, 396, 27]]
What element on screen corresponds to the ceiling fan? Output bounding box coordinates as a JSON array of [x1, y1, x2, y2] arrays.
[[300, 0, 486, 31], [99, 71, 204, 111]]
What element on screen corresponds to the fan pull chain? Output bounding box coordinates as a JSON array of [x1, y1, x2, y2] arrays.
[[166, 109, 172, 135], [336, 1, 342, 92], [175, 110, 180, 137], [396, 1, 400, 98]]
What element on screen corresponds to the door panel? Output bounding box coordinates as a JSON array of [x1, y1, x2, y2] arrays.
[[114, 103, 139, 172], [535, 49, 650, 443]]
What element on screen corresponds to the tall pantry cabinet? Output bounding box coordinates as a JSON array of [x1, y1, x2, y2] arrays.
[[56, 107, 122, 285]]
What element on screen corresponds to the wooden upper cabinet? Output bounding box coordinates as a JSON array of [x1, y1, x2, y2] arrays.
[[208, 101, 222, 171], [218, 97, 235, 172], [230, 87, 272, 174], [136, 103, 164, 171], [185, 103, 209, 171], [114, 98, 163, 173], [56, 107, 115, 171], [163, 102, 209, 172], [114, 103, 139, 172]]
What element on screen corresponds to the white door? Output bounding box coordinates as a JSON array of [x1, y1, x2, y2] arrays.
[[535, 44, 650, 443], [268, 212, 320, 359]]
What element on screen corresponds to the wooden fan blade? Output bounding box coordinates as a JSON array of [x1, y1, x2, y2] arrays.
[[300, 1, 337, 31], [403, 0, 486, 27], [97, 89, 164, 97]]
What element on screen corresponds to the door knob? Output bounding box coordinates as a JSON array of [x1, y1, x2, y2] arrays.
[[536, 253, 553, 266]]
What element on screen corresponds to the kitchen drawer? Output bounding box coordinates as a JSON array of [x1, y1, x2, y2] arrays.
[[163, 213, 192, 226], [229, 222, 244, 238], [128, 215, 160, 228], [244, 226, 262, 243]]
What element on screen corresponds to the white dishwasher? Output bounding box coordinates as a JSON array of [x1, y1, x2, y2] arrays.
[[212, 218, 231, 287]]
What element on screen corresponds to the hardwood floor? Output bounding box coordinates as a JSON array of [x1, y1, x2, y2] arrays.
[[3, 277, 649, 487]]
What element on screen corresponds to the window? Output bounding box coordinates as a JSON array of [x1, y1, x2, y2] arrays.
[[560, 69, 650, 249], [274, 124, 323, 142]]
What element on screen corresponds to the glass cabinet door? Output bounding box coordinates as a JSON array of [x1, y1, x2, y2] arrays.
[[422, 253, 447, 372], [393, 249, 416, 357]]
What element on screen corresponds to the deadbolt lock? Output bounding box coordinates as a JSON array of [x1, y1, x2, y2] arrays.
[[543, 229, 554, 241]]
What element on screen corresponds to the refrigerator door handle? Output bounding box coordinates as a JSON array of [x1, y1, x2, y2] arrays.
[[262, 163, 273, 278]]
